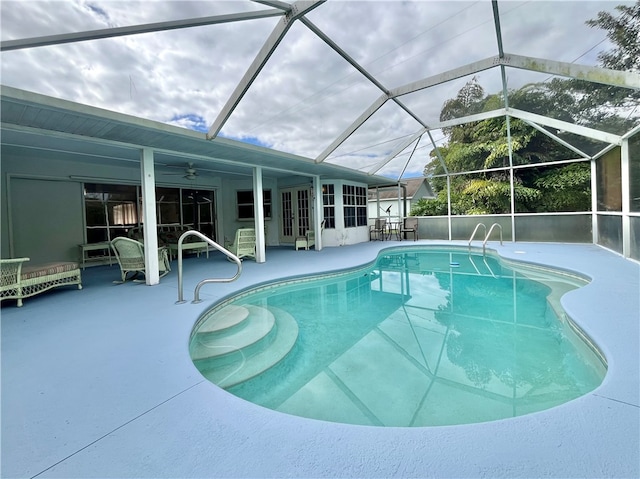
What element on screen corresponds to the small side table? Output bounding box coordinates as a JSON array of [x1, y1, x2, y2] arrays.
[[167, 242, 210, 261], [387, 222, 401, 240], [78, 242, 113, 269]]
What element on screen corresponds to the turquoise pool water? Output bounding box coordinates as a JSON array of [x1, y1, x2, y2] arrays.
[[190, 247, 606, 427]]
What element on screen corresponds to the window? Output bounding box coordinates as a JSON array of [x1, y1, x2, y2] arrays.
[[322, 184, 335, 228], [236, 189, 272, 220], [83, 184, 216, 243], [343, 185, 367, 228], [84, 183, 139, 243]]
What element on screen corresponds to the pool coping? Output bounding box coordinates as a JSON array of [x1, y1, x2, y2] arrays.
[[1, 241, 639, 478]]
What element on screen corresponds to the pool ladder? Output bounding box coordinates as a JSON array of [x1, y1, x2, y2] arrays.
[[175, 230, 242, 304], [468, 223, 503, 255]]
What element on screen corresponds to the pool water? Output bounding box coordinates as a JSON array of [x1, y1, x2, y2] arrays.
[[190, 247, 606, 427]]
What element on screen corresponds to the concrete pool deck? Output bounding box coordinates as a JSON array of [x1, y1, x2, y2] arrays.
[[1, 241, 639, 478]]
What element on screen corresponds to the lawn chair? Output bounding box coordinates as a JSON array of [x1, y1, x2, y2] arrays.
[[110, 237, 170, 283], [369, 218, 386, 241], [400, 217, 418, 241]]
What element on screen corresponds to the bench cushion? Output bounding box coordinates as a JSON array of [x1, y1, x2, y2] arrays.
[[21, 262, 79, 280]]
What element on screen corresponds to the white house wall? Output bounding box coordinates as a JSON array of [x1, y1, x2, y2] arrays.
[[1, 145, 377, 263], [322, 180, 371, 248], [221, 177, 279, 247], [0, 147, 222, 262], [368, 199, 400, 222], [367, 181, 434, 220]]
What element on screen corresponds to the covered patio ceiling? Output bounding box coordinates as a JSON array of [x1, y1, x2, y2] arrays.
[[0, 85, 394, 186], [1, 0, 639, 180]]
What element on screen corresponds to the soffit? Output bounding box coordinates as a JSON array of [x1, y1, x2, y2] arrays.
[[0, 86, 394, 186]]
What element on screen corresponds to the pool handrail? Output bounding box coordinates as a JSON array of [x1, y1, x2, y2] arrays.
[[175, 230, 242, 304], [468, 223, 487, 249], [482, 223, 503, 254]]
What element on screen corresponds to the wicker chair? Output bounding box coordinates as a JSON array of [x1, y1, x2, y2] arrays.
[[226, 228, 256, 261], [110, 237, 170, 283]]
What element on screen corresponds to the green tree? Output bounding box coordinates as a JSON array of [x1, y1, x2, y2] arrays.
[[416, 3, 636, 216], [588, 1, 639, 72], [533, 163, 592, 212], [439, 76, 487, 143], [553, 1, 639, 132], [421, 80, 578, 215]]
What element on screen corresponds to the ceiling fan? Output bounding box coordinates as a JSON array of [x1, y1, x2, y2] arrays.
[[163, 162, 200, 180]]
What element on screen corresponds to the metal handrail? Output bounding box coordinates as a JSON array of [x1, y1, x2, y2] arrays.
[[482, 223, 503, 255], [175, 230, 242, 304], [468, 223, 487, 249]]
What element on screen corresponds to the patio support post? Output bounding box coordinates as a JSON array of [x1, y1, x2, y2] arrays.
[[140, 148, 160, 285], [313, 175, 323, 250], [591, 157, 598, 245], [253, 167, 266, 263], [621, 138, 631, 257], [397, 183, 402, 224]]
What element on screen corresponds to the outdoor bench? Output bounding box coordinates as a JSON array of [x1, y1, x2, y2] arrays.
[[0, 258, 82, 307]]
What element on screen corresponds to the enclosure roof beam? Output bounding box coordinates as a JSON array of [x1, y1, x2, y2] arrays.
[[302, 18, 427, 129], [316, 50, 635, 165], [390, 56, 499, 99], [315, 94, 388, 163], [492, 0, 505, 59], [365, 109, 509, 174], [0, 9, 284, 52], [508, 108, 623, 145], [301, 19, 390, 96], [503, 54, 640, 90], [429, 109, 507, 131], [314, 58, 500, 164], [206, 0, 324, 140], [621, 123, 640, 140], [521, 120, 591, 159], [368, 128, 428, 175], [252, 0, 293, 11]]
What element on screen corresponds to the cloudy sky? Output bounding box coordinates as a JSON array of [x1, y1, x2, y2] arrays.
[[0, 0, 631, 179]]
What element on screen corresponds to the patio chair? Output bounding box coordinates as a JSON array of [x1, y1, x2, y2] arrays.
[[400, 217, 418, 241], [369, 218, 386, 241], [227, 228, 256, 261], [110, 237, 171, 283]]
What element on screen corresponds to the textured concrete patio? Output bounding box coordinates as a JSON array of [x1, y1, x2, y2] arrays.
[[1, 241, 638, 478]]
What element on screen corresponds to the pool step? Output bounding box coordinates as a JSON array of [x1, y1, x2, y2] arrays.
[[191, 304, 276, 360], [192, 305, 298, 388], [197, 304, 250, 334]]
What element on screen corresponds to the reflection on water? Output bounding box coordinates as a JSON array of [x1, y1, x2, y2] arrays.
[[200, 248, 605, 427]]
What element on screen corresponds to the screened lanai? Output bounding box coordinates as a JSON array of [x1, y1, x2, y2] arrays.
[[2, 4, 640, 477], [1, 0, 639, 259]]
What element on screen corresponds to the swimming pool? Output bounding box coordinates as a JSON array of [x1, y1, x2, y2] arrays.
[[190, 247, 606, 427]]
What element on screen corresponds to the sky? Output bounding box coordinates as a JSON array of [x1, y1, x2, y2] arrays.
[[0, 0, 632, 179]]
